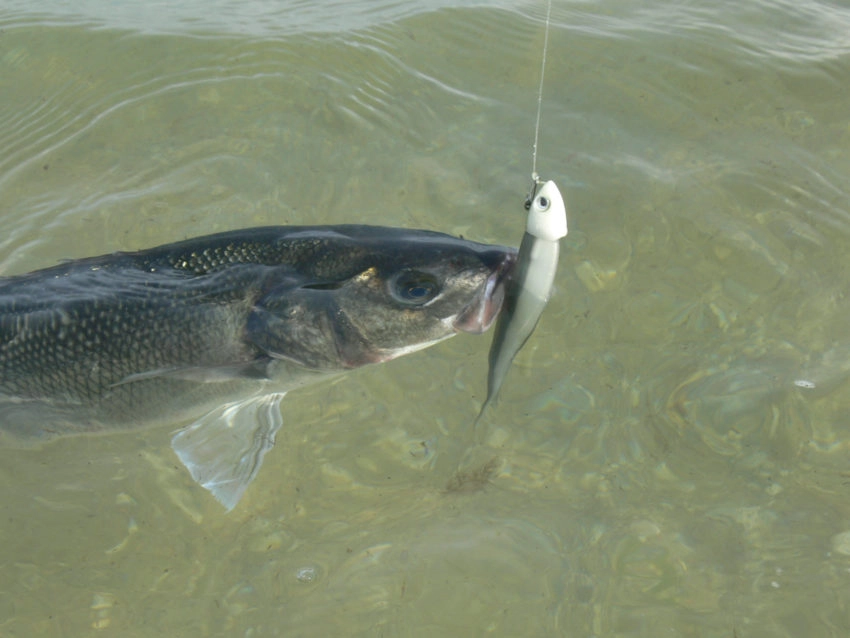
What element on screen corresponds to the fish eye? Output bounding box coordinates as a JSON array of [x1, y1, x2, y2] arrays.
[[536, 195, 550, 211], [391, 270, 440, 305]]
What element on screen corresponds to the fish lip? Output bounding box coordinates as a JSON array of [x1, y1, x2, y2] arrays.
[[453, 250, 517, 334]]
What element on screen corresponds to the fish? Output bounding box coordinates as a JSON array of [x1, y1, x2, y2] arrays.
[[478, 179, 567, 418], [0, 225, 516, 509]]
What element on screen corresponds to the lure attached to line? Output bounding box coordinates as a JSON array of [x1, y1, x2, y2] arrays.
[[478, 177, 567, 418]]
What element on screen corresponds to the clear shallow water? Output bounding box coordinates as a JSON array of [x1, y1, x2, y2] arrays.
[[2, 0, 850, 635]]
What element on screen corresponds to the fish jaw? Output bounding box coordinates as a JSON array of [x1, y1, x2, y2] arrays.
[[452, 250, 516, 334]]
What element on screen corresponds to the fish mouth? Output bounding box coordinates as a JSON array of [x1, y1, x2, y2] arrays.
[[453, 249, 517, 334]]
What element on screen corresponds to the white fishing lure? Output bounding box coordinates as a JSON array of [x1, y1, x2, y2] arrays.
[[479, 179, 567, 417]]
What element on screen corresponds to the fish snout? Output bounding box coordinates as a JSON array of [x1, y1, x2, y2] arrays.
[[453, 249, 517, 334]]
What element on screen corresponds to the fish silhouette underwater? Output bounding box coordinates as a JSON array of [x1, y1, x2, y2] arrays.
[[0, 225, 516, 509]]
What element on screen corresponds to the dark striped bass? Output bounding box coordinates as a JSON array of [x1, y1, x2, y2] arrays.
[[0, 225, 516, 509]]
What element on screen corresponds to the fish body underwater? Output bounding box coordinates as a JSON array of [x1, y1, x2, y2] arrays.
[[0, 225, 516, 509]]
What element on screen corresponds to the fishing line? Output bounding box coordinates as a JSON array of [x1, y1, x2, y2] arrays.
[[529, 0, 553, 185]]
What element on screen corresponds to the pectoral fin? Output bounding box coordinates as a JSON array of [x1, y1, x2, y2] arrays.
[[171, 392, 286, 511]]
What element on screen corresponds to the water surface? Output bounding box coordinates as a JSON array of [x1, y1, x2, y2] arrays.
[[2, 0, 850, 635]]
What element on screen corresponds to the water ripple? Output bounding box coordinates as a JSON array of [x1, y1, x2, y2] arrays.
[[0, 0, 520, 36], [554, 0, 850, 63]]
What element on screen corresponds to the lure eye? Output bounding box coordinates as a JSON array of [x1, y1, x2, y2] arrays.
[[535, 195, 550, 211], [391, 270, 440, 305]]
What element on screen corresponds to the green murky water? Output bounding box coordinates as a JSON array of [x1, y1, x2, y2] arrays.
[[2, 0, 850, 635]]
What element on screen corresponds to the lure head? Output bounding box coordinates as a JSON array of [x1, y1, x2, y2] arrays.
[[526, 180, 567, 241]]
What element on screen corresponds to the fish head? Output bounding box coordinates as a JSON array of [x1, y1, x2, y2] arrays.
[[247, 227, 517, 370]]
